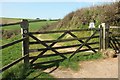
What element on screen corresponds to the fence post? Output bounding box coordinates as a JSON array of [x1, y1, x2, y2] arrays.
[[20, 19, 29, 65], [101, 23, 109, 50]]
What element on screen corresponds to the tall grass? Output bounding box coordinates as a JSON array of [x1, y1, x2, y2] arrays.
[[2, 63, 55, 80], [2, 34, 22, 66]]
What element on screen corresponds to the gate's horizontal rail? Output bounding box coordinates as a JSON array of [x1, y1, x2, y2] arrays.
[[112, 42, 120, 44], [110, 38, 120, 40], [110, 26, 120, 28], [29, 36, 99, 44], [29, 42, 99, 53], [110, 35, 120, 37], [29, 28, 100, 34], [0, 54, 28, 72], [29, 47, 99, 59], [109, 37, 120, 40], [0, 37, 26, 50]]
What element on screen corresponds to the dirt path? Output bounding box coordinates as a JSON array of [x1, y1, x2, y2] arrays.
[[44, 57, 118, 78]]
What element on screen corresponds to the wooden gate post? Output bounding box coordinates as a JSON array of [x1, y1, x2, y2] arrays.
[[105, 23, 110, 49], [102, 23, 106, 50], [20, 19, 29, 65], [99, 25, 103, 50], [101, 23, 110, 50]]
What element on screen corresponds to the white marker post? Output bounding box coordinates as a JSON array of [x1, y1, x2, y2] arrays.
[[89, 22, 95, 35]]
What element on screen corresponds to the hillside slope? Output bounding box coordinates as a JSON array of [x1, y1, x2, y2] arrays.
[[56, 2, 120, 30]]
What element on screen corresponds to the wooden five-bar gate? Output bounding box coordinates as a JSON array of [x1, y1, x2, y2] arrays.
[[0, 19, 120, 73]]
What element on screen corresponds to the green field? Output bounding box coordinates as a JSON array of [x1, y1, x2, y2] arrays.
[[1, 21, 56, 31]]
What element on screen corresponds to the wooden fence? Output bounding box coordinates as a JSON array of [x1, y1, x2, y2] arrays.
[[0, 19, 119, 73]]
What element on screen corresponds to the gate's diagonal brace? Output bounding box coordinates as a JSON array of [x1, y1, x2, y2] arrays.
[[110, 37, 117, 53], [29, 34, 49, 48], [29, 32, 67, 64], [67, 31, 97, 53], [111, 37, 119, 51], [109, 37, 118, 53], [113, 36, 120, 49], [114, 38, 120, 53], [29, 34, 48, 63], [47, 31, 68, 59], [69, 30, 98, 59], [110, 36, 120, 53], [30, 50, 47, 64], [49, 31, 68, 47]]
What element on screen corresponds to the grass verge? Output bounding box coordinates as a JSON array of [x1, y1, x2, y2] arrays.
[[2, 63, 55, 80], [59, 52, 102, 71]]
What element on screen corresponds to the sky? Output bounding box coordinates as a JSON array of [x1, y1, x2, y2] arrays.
[[0, 0, 117, 2], [0, 1, 115, 19]]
